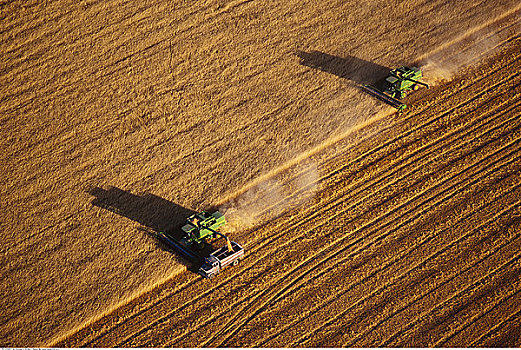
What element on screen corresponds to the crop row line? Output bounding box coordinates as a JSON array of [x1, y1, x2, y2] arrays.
[[347, 207, 521, 346], [469, 304, 521, 347], [241, 148, 521, 347], [259, 182, 521, 347], [294, 205, 521, 347]]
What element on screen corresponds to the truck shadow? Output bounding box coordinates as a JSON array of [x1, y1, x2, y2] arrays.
[[296, 50, 390, 87], [88, 186, 202, 269]]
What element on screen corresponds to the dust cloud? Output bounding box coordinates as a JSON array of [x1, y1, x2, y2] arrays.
[[219, 160, 319, 232], [217, 94, 393, 233], [419, 6, 521, 85]]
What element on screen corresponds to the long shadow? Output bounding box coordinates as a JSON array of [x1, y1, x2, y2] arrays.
[[89, 186, 195, 233], [88, 186, 203, 268], [297, 50, 391, 88]]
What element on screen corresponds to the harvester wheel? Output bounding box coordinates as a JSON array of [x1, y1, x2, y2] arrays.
[[233, 259, 239, 266], [413, 84, 419, 91]]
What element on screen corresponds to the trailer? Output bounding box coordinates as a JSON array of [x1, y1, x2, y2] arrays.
[[198, 241, 244, 279]]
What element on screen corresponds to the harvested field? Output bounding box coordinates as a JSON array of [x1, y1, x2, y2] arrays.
[[1, 0, 521, 347]]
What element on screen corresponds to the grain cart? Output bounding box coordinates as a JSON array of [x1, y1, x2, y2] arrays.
[[362, 66, 429, 111]]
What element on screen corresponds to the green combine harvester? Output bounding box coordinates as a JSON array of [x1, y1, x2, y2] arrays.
[[155, 210, 244, 279], [362, 66, 429, 112], [179, 210, 227, 248]]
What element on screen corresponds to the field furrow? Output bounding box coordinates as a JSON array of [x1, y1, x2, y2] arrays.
[[242, 156, 521, 347], [157, 101, 521, 346]]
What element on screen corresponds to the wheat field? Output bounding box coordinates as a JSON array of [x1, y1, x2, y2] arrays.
[[1, 0, 521, 346]]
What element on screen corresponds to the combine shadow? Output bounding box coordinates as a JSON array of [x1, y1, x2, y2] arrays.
[[88, 186, 204, 269], [89, 186, 195, 234], [297, 50, 391, 88]]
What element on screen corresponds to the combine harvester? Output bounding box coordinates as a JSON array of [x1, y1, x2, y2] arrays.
[[156, 211, 244, 279], [362, 66, 429, 112]]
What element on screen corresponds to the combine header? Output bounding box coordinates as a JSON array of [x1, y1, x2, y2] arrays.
[[156, 210, 244, 279], [363, 66, 429, 112]]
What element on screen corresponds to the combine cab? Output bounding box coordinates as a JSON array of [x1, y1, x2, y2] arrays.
[[362, 66, 429, 111], [180, 211, 226, 248], [383, 66, 427, 99]]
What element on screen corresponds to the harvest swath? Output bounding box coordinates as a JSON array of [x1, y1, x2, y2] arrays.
[[56, 38, 521, 347], [1, 0, 521, 347]]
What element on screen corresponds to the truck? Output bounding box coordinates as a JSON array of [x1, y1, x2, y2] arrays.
[[198, 241, 245, 279]]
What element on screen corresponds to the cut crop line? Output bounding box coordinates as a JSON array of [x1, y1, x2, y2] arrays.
[[233, 69, 521, 247], [64, 44, 521, 347], [240, 57, 521, 218], [356, 252, 521, 347], [416, 4, 521, 62], [293, 207, 521, 347], [184, 130, 521, 347], [469, 306, 521, 347], [216, 54, 521, 210], [437, 281, 521, 346], [242, 161, 521, 347], [257, 185, 521, 347]]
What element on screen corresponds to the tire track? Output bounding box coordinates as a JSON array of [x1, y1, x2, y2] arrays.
[[360, 250, 521, 347], [470, 307, 521, 347], [442, 275, 521, 346], [222, 155, 521, 347], [257, 181, 521, 347], [344, 208, 521, 347], [435, 288, 521, 347], [293, 206, 521, 347]]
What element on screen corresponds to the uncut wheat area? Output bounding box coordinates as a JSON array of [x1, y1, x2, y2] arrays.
[[1, 0, 521, 347]]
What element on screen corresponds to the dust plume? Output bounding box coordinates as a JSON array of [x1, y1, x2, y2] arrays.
[[219, 160, 319, 232], [218, 95, 393, 233], [419, 32, 500, 85], [419, 6, 521, 85]]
